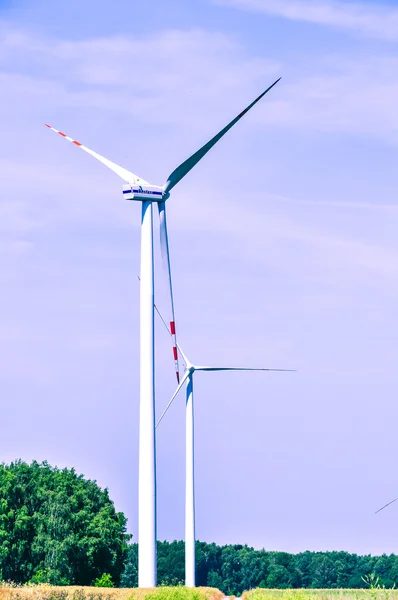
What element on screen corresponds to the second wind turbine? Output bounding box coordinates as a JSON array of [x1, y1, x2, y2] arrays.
[[156, 308, 294, 588]]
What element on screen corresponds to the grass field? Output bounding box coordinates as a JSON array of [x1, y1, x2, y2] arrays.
[[242, 590, 398, 600], [3, 586, 398, 600], [0, 585, 224, 600]]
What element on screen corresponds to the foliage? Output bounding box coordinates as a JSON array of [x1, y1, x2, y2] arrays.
[[362, 573, 396, 591], [120, 545, 138, 589], [120, 543, 398, 596], [94, 574, 114, 588], [0, 460, 130, 586]]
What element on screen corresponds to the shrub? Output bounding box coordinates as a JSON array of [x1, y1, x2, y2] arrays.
[[94, 575, 114, 588]]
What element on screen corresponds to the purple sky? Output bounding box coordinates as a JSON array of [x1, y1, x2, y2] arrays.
[[1, 0, 398, 555]]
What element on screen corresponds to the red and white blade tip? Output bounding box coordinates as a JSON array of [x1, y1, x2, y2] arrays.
[[45, 124, 82, 146], [170, 320, 180, 383]]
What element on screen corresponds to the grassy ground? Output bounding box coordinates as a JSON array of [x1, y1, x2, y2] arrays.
[[242, 590, 398, 600], [0, 585, 224, 600]]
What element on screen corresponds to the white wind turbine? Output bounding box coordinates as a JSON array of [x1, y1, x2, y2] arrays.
[[45, 76, 281, 588], [155, 306, 294, 587]]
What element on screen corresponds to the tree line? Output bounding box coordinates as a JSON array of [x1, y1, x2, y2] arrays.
[[121, 541, 398, 595], [1, 461, 398, 594]]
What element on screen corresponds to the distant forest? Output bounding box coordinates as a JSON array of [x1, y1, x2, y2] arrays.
[[122, 541, 398, 596]]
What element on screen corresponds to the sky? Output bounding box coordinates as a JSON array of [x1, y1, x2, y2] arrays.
[[1, 0, 398, 556]]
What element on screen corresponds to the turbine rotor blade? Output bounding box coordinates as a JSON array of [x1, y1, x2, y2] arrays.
[[156, 370, 190, 428], [45, 124, 149, 185], [194, 367, 295, 372], [137, 275, 188, 365], [154, 299, 170, 332], [155, 299, 188, 366], [375, 497, 398, 515], [158, 201, 180, 383], [163, 77, 281, 193]]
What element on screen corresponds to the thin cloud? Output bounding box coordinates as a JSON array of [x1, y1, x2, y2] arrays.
[[249, 56, 398, 144], [266, 192, 398, 212], [2, 25, 398, 148], [0, 27, 280, 127], [217, 0, 398, 42]]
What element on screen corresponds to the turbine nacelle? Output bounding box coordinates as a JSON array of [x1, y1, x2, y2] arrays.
[[122, 183, 164, 202]]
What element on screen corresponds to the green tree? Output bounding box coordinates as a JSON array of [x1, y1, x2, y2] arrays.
[[158, 540, 184, 585], [120, 543, 138, 587], [312, 555, 337, 588], [266, 564, 291, 589], [196, 541, 222, 587], [0, 460, 129, 585], [206, 570, 224, 590], [94, 573, 114, 587], [219, 545, 239, 595], [388, 556, 398, 586]]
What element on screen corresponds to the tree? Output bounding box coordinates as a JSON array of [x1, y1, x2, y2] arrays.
[[0, 460, 129, 585], [94, 573, 114, 587], [312, 555, 337, 588], [196, 541, 222, 587], [158, 541, 184, 585], [266, 564, 291, 589], [120, 543, 138, 588], [236, 546, 267, 591], [221, 545, 244, 595]]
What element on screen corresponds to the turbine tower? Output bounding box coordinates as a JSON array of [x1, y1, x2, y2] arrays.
[[45, 76, 281, 587], [156, 307, 294, 587]]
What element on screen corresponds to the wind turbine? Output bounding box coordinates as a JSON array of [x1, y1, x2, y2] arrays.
[[155, 306, 294, 587], [45, 76, 281, 587]]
